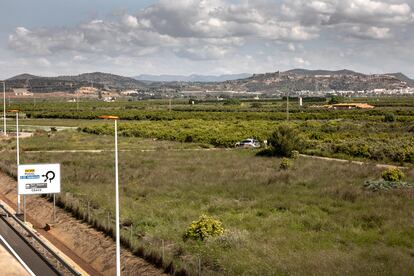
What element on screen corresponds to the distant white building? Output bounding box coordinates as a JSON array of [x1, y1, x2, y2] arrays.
[[120, 90, 138, 95]]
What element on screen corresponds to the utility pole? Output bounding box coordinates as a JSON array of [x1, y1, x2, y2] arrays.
[[98, 115, 121, 276], [2, 81, 6, 135], [9, 109, 20, 213], [286, 91, 290, 121]]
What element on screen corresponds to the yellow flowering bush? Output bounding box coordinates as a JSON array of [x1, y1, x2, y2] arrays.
[[184, 215, 224, 241]]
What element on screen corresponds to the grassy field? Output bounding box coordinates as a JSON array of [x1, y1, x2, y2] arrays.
[[1, 130, 413, 275], [5, 97, 413, 164]]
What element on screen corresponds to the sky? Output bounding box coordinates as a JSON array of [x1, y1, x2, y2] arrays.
[[0, 0, 413, 79]]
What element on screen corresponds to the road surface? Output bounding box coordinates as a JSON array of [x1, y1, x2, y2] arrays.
[[0, 216, 59, 276]]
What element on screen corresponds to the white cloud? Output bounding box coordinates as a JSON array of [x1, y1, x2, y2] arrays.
[[348, 25, 392, 39], [294, 57, 310, 66], [3, 0, 414, 77], [8, 0, 321, 61], [122, 15, 139, 28], [35, 58, 51, 67]]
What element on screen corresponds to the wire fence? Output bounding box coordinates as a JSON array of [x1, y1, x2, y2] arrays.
[[49, 191, 200, 275], [0, 148, 206, 275]]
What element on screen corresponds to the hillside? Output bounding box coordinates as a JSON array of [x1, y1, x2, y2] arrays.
[[5, 72, 145, 93], [5, 69, 413, 94], [216, 69, 412, 92], [7, 73, 39, 80], [386, 72, 414, 87], [285, 69, 364, 76], [134, 73, 251, 82]]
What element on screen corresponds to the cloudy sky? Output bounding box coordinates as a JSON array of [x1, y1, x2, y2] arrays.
[[1, 0, 413, 79]]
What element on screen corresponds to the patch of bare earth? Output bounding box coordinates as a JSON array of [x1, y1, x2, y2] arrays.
[[0, 172, 166, 276]]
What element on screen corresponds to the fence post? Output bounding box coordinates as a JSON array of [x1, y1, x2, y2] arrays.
[[130, 224, 133, 245], [107, 212, 110, 231], [162, 239, 165, 261], [198, 256, 201, 276], [87, 201, 90, 222]]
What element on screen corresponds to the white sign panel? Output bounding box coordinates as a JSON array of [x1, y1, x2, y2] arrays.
[[18, 164, 61, 195]]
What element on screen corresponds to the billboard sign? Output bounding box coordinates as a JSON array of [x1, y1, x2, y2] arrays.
[[18, 164, 61, 195]]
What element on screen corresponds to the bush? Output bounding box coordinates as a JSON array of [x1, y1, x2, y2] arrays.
[[280, 158, 293, 170], [364, 180, 413, 191], [291, 150, 300, 159], [268, 124, 303, 157], [329, 96, 345, 104], [184, 215, 224, 241], [251, 102, 263, 108], [381, 167, 405, 182], [223, 98, 240, 105], [384, 113, 396, 122]]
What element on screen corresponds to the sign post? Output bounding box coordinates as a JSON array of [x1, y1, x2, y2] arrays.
[[9, 109, 20, 213], [18, 164, 61, 222]]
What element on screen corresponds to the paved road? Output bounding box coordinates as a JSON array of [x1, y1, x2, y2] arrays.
[[0, 239, 30, 276], [0, 216, 59, 276]]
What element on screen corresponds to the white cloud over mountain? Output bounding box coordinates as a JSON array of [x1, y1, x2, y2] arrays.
[[3, 0, 414, 77]]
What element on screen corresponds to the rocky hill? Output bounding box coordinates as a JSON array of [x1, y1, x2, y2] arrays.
[[5, 69, 413, 94], [134, 73, 251, 82], [214, 69, 413, 93], [6, 72, 145, 93]]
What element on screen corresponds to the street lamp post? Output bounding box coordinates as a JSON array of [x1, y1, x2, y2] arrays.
[[2, 81, 6, 136], [98, 115, 121, 276], [9, 109, 20, 214]]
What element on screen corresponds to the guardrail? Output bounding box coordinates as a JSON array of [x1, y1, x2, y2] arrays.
[[0, 204, 82, 275]]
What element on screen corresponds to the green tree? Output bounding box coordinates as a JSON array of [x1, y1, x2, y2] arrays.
[[329, 96, 345, 104], [384, 113, 396, 122]]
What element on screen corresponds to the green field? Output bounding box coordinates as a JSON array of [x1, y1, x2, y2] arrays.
[[1, 97, 414, 275]]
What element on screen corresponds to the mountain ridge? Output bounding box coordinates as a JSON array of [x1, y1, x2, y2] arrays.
[[4, 69, 414, 93], [134, 73, 252, 82]]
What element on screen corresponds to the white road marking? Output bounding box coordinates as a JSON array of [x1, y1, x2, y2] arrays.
[[0, 234, 36, 276]]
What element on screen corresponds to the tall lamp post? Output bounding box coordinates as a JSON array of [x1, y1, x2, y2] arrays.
[[2, 81, 5, 136], [9, 109, 21, 213], [98, 115, 121, 276]]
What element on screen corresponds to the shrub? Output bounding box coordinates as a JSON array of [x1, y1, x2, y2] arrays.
[[223, 98, 240, 105], [384, 113, 396, 122], [280, 158, 293, 170], [329, 96, 345, 104], [251, 102, 263, 108], [364, 180, 413, 191], [184, 215, 224, 241], [381, 167, 405, 182], [291, 150, 300, 159], [268, 124, 303, 157]]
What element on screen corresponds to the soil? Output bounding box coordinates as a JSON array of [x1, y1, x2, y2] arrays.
[[0, 171, 167, 276]]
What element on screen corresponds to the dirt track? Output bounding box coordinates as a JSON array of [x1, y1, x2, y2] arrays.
[[0, 172, 166, 276]]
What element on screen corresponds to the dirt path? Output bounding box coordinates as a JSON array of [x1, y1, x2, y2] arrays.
[[299, 154, 409, 169], [0, 172, 167, 276]]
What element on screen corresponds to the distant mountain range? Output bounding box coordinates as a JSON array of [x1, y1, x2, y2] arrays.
[[134, 73, 252, 82], [6, 72, 145, 92], [4, 69, 413, 94], [284, 69, 414, 86], [222, 69, 414, 92]]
